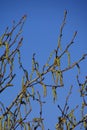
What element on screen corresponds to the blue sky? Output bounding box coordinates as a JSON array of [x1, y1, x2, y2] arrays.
[[0, 0, 87, 129]]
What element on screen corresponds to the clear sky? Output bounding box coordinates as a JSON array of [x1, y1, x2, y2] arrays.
[[0, 0, 87, 130]]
